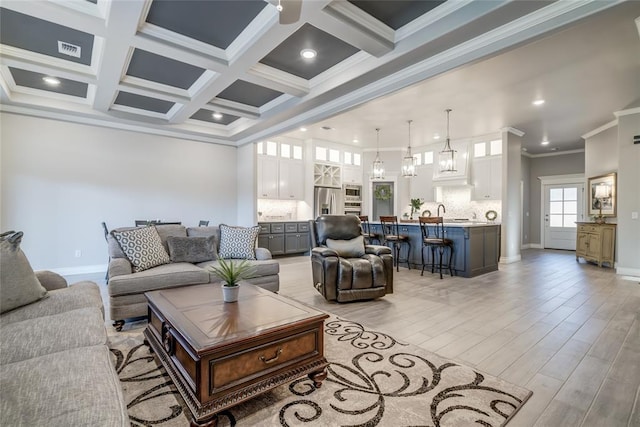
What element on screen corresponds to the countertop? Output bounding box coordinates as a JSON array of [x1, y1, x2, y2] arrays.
[[374, 220, 500, 228], [258, 219, 311, 223]]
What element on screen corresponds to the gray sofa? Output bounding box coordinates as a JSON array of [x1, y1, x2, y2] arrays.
[[0, 272, 129, 426], [107, 224, 280, 329]]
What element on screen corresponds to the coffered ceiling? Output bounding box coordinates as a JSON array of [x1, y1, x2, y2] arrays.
[[1, 1, 639, 155]]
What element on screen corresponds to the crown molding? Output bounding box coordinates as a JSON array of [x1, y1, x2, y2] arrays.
[[501, 127, 525, 137], [582, 119, 618, 139], [527, 149, 585, 158], [614, 106, 640, 117]]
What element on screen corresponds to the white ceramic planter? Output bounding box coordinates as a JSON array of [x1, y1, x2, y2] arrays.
[[222, 284, 240, 303]]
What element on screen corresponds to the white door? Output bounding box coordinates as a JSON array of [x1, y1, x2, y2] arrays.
[[544, 184, 584, 250]]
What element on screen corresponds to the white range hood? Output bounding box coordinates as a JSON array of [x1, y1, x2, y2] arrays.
[[432, 141, 470, 186]]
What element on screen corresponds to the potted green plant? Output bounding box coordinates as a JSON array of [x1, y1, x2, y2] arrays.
[[409, 198, 424, 220], [207, 258, 256, 303]]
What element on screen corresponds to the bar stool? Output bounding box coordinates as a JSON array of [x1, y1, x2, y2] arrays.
[[358, 215, 381, 245], [380, 215, 411, 271], [419, 216, 454, 279]]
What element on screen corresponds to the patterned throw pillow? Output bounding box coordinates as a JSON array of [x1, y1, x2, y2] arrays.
[[111, 226, 170, 272], [218, 224, 259, 260]]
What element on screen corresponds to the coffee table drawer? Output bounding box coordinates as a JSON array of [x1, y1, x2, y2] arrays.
[[210, 329, 318, 390]]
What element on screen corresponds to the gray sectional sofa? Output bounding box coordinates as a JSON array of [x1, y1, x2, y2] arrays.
[[1, 241, 129, 426], [107, 224, 280, 329]]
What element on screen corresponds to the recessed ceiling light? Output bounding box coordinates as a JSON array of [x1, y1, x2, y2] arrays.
[[212, 112, 223, 120], [42, 76, 61, 86], [433, 133, 440, 140], [353, 139, 358, 143], [533, 99, 545, 106], [300, 49, 317, 59], [299, 127, 307, 132], [550, 147, 558, 151], [541, 140, 550, 145]]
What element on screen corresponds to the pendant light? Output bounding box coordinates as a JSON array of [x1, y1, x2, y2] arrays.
[[401, 120, 417, 177], [371, 128, 385, 180], [439, 109, 457, 172]]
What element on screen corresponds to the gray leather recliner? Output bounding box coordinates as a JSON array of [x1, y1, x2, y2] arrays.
[[310, 215, 394, 302]]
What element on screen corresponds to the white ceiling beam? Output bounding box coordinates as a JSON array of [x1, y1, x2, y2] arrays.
[[92, 1, 147, 112], [245, 64, 309, 98], [167, 11, 300, 123], [1, 0, 107, 37], [313, 1, 394, 57]]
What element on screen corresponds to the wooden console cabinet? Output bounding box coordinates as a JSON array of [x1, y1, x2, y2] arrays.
[[575, 222, 616, 268]]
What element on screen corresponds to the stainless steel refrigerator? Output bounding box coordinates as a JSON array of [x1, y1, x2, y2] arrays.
[[314, 186, 343, 218]]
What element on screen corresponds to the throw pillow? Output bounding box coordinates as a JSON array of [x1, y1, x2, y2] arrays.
[[0, 231, 48, 314], [218, 224, 260, 260], [326, 235, 366, 258], [111, 226, 170, 272], [167, 236, 217, 263]]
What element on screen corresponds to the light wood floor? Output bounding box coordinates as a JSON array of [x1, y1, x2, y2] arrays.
[[76, 249, 639, 426]]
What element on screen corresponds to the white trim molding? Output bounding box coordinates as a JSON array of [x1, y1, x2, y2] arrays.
[[49, 264, 107, 276], [582, 119, 618, 139], [613, 107, 640, 118], [499, 255, 522, 264], [616, 267, 640, 277], [538, 173, 585, 185], [500, 127, 525, 137]]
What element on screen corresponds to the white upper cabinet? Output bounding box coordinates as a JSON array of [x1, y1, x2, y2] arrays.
[[279, 159, 305, 200], [410, 164, 435, 202], [257, 155, 279, 199], [343, 165, 363, 184], [472, 156, 502, 200], [257, 140, 305, 200]]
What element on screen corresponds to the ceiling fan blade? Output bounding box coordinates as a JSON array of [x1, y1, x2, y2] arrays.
[[279, 0, 302, 25]]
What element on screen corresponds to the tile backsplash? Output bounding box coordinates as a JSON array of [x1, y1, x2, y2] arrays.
[[410, 187, 501, 222], [257, 199, 298, 221]]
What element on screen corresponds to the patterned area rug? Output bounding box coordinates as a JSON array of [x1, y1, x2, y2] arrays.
[[108, 317, 532, 426]]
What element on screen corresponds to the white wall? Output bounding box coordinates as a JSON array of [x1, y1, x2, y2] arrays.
[[521, 155, 531, 245], [236, 143, 256, 226], [500, 130, 522, 263], [585, 125, 618, 177], [0, 113, 238, 272], [615, 111, 640, 275]]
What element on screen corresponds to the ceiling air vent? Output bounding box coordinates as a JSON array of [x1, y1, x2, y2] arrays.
[[57, 41, 81, 58], [321, 126, 333, 131]]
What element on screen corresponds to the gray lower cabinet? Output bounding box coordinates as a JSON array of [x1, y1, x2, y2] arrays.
[[258, 222, 310, 256]]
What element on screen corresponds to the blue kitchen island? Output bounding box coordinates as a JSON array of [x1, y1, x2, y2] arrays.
[[368, 221, 501, 278]]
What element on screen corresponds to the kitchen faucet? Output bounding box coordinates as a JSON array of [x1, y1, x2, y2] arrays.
[[437, 203, 446, 217]]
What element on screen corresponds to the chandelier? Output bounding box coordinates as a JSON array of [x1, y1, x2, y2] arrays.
[[439, 109, 457, 172], [401, 120, 417, 177], [371, 128, 385, 180]]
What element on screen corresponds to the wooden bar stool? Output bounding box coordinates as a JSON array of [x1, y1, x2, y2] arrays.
[[358, 215, 381, 245], [419, 216, 454, 279], [380, 215, 411, 271]]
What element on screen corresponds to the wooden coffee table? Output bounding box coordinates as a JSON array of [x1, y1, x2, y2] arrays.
[[143, 283, 329, 427]]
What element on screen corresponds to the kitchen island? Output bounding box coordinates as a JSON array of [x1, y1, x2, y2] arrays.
[[368, 221, 501, 278]]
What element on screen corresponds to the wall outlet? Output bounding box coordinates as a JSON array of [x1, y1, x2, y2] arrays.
[[632, 212, 639, 220], [74, 249, 82, 258]]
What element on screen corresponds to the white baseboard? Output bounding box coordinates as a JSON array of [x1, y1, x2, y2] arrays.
[[521, 243, 543, 249], [616, 267, 640, 277], [48, 264, 107, 276], [499, 255, 522, 264]]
